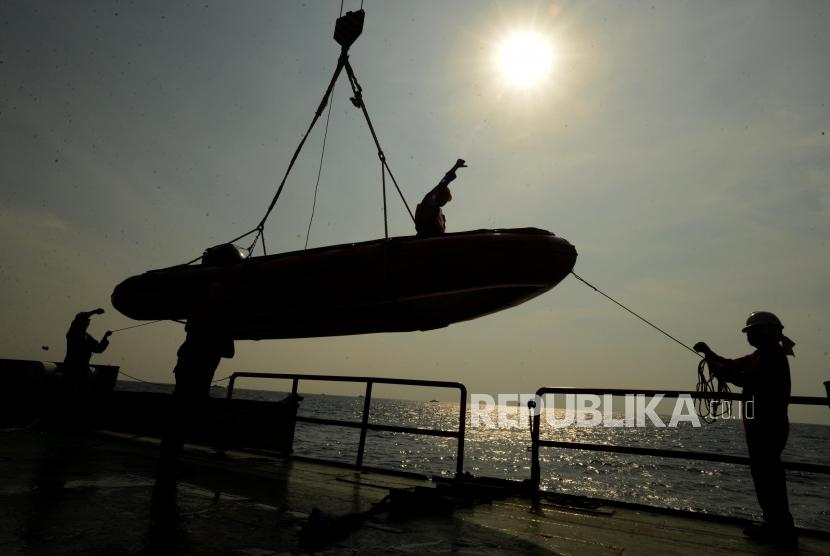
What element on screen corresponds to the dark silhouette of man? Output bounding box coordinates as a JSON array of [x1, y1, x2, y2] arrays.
[[415, 158, 467, 236], [63, 308, 112, 392], [694, 311, 797, 546], [154, 284, 235, 498]]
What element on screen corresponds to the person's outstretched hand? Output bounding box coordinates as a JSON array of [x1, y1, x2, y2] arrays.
[[693, 341, 712, 356]]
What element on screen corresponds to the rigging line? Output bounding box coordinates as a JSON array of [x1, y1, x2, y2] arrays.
[[569, 271, 701, 357], [340, 0, 344, 17], [343, 58, 415, 223], [380, 159, 414, 223], [118, 370, 154, 384], [111, 319, 185, 334], [381, 158, 388, 238], [305, 84, 337, 249], [110, 320, 164, 333], [248, 54, 348, 254]]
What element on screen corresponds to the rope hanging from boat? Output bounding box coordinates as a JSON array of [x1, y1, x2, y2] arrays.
[[569, 271, 699, 356], [569, 270, 731, 422]]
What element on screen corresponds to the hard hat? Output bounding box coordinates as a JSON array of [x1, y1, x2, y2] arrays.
[[742, 311, 783, 332]]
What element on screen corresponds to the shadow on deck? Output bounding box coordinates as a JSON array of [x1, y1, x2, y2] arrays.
[[1, 429, 828, 555]]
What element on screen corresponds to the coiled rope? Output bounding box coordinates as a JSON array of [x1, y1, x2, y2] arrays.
[[695, 358, 732, 424]]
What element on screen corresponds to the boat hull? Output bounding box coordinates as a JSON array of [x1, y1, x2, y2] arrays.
[[111, 228, 577, 339]]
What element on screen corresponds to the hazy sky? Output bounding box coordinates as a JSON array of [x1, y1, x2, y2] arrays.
[[1, 1, 828, 422]]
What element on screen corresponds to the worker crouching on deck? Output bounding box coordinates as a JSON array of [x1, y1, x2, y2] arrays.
[[415, 158, 467, 236], [694, 311, 797, 546], [154, 284, 235, 499]]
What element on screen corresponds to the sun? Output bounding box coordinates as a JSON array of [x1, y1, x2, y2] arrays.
[[495, 30, 556, 89]]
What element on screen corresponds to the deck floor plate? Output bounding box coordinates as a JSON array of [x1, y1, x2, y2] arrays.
[[0, 430, 825, 555]]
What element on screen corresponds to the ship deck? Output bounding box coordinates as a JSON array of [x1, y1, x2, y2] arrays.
[[1, 429, 827, 555]]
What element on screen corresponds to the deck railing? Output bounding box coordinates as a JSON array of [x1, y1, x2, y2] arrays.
[[529, 387, 830, 487], [226, 372, 467, 477]]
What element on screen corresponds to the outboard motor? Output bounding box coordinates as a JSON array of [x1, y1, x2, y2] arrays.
[[202, 244, 249, 266]]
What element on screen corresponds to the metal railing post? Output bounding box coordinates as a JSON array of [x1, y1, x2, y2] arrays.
[[530, 392, 542, 488], [226, 372, 466, 476], [456, 385, 467, 477], [356, 381, 373, 467], [226, 375, 237, 401]]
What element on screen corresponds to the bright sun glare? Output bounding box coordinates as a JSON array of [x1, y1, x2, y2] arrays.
[[495, 31, 555, 89]]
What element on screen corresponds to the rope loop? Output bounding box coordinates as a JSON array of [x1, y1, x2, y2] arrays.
[[695, 358, 732, 424]]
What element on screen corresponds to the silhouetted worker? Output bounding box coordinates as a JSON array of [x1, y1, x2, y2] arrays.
[[154, 284, 235, 498], [415, 158, 467, 236], [694, 311, 797, 546], [63, 308, 112, 393]]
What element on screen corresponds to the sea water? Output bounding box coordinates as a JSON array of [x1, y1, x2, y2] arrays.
[[117, 381, 830, 532]]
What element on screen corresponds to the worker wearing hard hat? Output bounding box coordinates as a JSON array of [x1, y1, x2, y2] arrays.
[[694, 312, 796, 547]]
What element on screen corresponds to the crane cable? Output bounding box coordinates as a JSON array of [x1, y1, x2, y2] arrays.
[[171, 5, 411, 264], [242, 9, 412, 257]]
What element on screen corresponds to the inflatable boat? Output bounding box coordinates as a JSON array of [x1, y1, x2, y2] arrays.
[[111, 227, 576, 340]]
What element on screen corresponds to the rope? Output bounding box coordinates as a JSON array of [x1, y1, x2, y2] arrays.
[[381, 158, 388, 238], [305, 85, 337, 249], [343, 59, 415, 223], [695, 358, 732, 423], [110, 319, 185, 334], [569, 271, 734, 423], [118, 371, 229, 386], [118, 370, 154, 384], [570, 271, 700, 357], [246, 54, 348, 255], [110, 320, 164, 334]]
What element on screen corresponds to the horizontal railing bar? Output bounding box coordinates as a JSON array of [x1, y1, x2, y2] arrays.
[[537, 440, 830, 474], [231, 371, 465, 391], [534, 387, 827, 406], [296, 416, 460, 437], [365, 422, 460, 438], [296, 416, 363, 429], [225, 372, 467, 477]]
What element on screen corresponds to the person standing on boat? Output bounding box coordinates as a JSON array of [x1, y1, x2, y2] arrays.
[[155, 284, 235, 495], [694, 311, 797, 545], [63, 308, 112, 393], [415, 158, 467, 236]]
